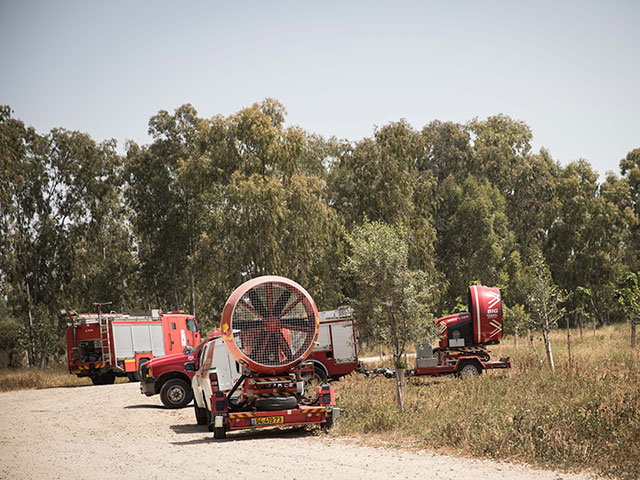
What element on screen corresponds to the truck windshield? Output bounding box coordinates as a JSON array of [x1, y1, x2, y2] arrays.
[[186, 318, 198, 333], [191, 337, 209, 353]]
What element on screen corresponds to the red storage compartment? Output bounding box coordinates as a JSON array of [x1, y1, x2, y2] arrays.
[[468, 285, 503, 344]]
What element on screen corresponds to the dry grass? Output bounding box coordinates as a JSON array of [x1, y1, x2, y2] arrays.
[[1, 325, 637, 478], [332, 324, 640, 480], [0, 365, 129, 392]]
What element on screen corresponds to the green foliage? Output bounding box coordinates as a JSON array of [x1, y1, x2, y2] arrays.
[[1, 99, 639, 371], [0, 107, 131, 366], [502, 303, 529, 336], [434, 175, 511, 309], [343, 221, 437, 363], [615, 272, 640, 317]]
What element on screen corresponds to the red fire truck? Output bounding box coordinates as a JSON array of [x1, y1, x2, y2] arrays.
[[66, 306, 201, 385]]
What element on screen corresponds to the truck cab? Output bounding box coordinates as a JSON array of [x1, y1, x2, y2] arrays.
[[140, 329, 218, 408]]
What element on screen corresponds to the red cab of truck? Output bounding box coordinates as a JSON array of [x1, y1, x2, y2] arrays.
[[66, 309, 201, 386], [140, 329, 220, 408]]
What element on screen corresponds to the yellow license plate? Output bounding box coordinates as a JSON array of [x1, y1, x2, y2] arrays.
[[251, 415, 284, 426]]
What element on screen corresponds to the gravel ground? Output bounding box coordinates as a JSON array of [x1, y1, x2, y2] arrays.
[[0, 382, 599, 480]]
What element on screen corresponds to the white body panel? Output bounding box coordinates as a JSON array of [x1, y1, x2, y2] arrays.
[[112, 323, 166, 359], [329, 320, 357, 364], [192, 336, 242, 411], [314, 309, 358, 366]]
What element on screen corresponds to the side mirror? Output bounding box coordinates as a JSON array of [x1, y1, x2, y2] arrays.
[[184, 361, 196, 372], [183, 345, 193, 354]]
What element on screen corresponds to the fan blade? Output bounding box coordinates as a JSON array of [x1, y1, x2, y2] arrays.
[[233, 318, 263, 331], [248, 289, 269, 318], [280, 316, 314, 332], [278, 332, 294, 362], [250, 329, 267, 361], [272, 290, 292, 318]]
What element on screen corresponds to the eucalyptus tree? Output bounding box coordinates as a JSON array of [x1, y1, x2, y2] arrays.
[[620, 148, 640, 271], [433, 174, 511, 309], [0, 106, 127, 365]]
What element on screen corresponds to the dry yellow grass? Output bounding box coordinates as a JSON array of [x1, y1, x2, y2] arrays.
[[332, 324, 640, 480], [1, 325, 637, 478], [0, 365, 129, 392]]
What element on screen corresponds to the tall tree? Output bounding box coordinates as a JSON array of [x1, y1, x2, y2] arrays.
[[433, 174, 511, 309], [620, 148, 640, 271], [0, 107, 125, 365]]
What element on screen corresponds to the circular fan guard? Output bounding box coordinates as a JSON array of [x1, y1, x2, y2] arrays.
[[221, 276, 319, 374]]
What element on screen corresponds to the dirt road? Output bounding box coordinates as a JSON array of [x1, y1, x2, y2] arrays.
[[0, 383, 596, 480]]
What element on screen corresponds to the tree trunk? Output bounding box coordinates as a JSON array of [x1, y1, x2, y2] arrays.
[[632, 321, 637, 349], [566, 315, 571, 370], [514, 326, 519, 347], [379, 344, 383, 360], [528, 328, 543, 367], [190, 273, 196, 316], [578, 314, 583, 342], [543, 331, 555, 372], [395, 367, 405, 410], [593, 318, 597, 337]]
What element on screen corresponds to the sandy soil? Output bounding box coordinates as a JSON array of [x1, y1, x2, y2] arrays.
[[0, 383, 598, 480]]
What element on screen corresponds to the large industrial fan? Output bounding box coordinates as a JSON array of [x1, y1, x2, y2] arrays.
[[220, 275, 319, 375]]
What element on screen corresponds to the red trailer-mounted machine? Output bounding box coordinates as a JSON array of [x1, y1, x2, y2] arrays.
[[192, 276, 339, 439], [411, 285, 510, 377], [66, 306, 201, 385], [142, 307, 357, 409]]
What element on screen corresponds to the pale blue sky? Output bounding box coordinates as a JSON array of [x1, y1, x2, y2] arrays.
[[1, 1, 638, 176]]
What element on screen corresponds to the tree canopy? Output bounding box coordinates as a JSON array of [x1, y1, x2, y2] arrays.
[[1, 100, 639, 364]]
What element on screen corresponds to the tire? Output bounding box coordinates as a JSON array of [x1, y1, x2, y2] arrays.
[[127, 372, 140, 382], [91, 371, 116, 385], [457, 360, 482, 378], [159, 378, 193, 409], [302, 364, 327, 397], [255, 396, 298, 411], [213, 426, 226, 439], [194, 401, 210, 426], [322, 411, 334, 431]]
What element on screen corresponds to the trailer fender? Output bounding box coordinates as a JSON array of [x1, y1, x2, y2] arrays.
[[455, 358, 484, 377], [304, 360, 329, 381]]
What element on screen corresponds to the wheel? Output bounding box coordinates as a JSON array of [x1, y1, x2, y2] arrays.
[[457, 361, 482, 378], [91, 371, 116, 385], [194, 401, 210, 425], [322, 411, 334, 431], [255, 396, 298, 411], [302, 365, 327, 397], [159, 378, 193, 409], [127, 372, 140, 382], [213, 426, 226, 439]]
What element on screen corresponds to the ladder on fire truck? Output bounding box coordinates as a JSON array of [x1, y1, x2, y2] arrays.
[[94, 302, 113, 366]]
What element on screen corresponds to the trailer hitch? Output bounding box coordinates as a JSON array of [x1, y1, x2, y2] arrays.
[[357, 366, 396, 379]]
